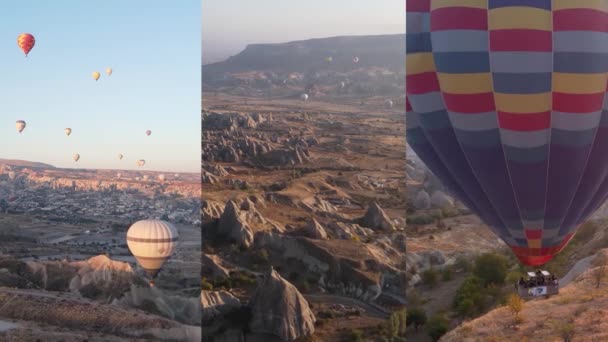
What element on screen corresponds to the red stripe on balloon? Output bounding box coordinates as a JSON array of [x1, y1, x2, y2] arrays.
[[407, 0, 430, 12], [407, 72, 440, 94], [430, 7, 487, 31], [498, 111, 551, 131], [490, 30, 552, 51], [553, 92, 605, 113], [442, 92, 495, 113], [554, 9, 608, 32]]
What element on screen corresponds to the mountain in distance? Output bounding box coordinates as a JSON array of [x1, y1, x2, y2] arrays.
[[202, 34, 405, 83], [0, 158, 55, 169]]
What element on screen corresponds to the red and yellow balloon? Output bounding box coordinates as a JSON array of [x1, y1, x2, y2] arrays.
[[17, 33, 35, 57]]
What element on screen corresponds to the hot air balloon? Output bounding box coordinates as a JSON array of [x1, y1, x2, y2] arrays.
[[146, 130, 151, 136], [15, 120, 26, 133], [8, 172, 16, 180], [406, 1, 608, 266], [65, 128, 72, 136], [106, 68, 112, 76], [137, 159, 145, 167], [174, 173, 180, 179], [17, 33, 35, 57], [116, 172, 121, 178], [353, 56, 359, 63], [385, 99, 393, 108], [326, 56, 333, 62], [340, 81, 345, 89], [143, 175, 149, 181], [158, 174, 166, 182], [92, 72, 100, 81], [126, 219, 178, 286], [73, 154, 80, 162], [300, 93, 309, 102], [118, 153, 123, 160], [135, 176, 141, 181]]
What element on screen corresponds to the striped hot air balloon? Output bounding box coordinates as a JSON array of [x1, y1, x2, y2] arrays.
[[406, 0, 608, 266], [126, 220, 178, 286], [17, 33, 35, 57]]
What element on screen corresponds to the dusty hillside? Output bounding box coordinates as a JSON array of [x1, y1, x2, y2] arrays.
[[441, 250, 608, 342]]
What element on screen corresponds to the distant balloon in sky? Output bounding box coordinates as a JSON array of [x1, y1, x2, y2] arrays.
[[118, 153, 123, 160], [340, 81, 345, 88], [326, 56, 333, 62], [174, 173, 180, 179], [353, 56, 359, 63], [158, 174, 166, 182], [64, 128, 72, 136], [146, 130, 151, 136], [106, 68, 112, 76], [143, 175, 149, 181], [92, 71, 101, 81], [116, 172, 121, 178], [135, 176, 141, 181], [17, 33, 35, 57], [300, 93, 308, 102], [15, 120, 26, 133], [137, 159, 145, 167], [73, 154, 80, 162], [126, 219, 179, 287]]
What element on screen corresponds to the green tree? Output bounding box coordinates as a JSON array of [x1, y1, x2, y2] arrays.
[[426, 314, 449, 342], [453, 275, 484, 317], [473, 253, 508, 287]]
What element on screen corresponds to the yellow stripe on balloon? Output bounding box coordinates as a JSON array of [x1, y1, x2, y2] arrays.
[[553, 73, 608, 94], [436, 73, 493, 94], [489, 7, 552, 30], [407, 53, 436, 75], [430, 0, 486, 10], [527, 239, 541, 249], [553, 0, 608, 11], [494, 93, 551, 113]]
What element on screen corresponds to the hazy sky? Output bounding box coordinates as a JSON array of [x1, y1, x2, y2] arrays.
[[0, 1, 200, 173], [202, 0, 405, 64]]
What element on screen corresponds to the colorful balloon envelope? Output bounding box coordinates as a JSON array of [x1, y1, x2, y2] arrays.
[[106, 68, 112, 76], [92, 71, 100, 81], [73, 154, 80, 162], [406, 1, 608, 266], [65, 128, 72, 136], [17, 33, 35, 57], [146, 130, 151, 136]]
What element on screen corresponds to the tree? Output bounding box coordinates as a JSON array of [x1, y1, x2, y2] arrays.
[[593, 254, 607, 289], [551, 320, 575, 342], [426, 314, 449, 342], [421, 268, 439, 288], [506, 294, 524, 322], [453, 275, 484, 317], [406, 307, 427, 331], [473, 253, 508, 287]]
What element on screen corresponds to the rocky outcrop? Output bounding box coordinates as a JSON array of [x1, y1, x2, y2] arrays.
[[217, 201, 254, 248], [201, 290, 241, 322], [202, 254, 231, 280], [359, 202, 396, 231], [248, 268, 316, 341], [430, 190, 452, 208], [305, 218, 328, 240], [414, 190, 431, 210]]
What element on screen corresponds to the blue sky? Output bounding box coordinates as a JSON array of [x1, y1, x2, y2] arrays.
[[202, 0, 405, 63], [0, 1, 200, 172]]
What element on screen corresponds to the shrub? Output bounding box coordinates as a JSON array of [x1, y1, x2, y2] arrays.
[[426, 314, 449, 342], [406, 307, 427, 331], [453, 275, 484, 317], [506, 294, 524, 321], [421, 268, 439, 288], [442, 267, 454, 281]]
